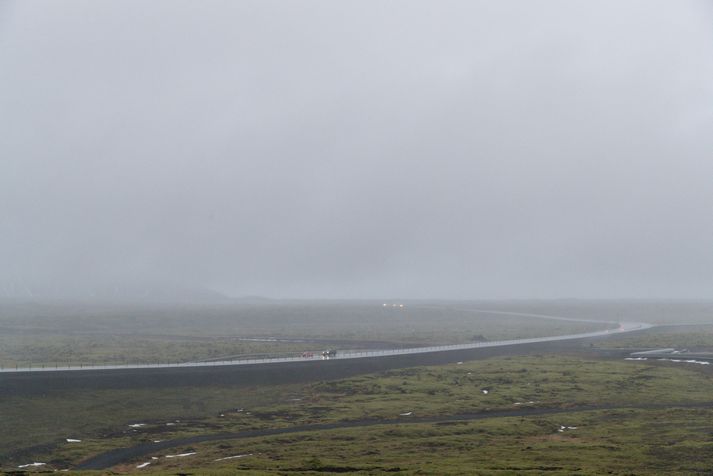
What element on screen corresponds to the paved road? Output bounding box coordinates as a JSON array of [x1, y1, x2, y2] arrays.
[[2, 309, 656, 467], [0, 308, 652, 374]]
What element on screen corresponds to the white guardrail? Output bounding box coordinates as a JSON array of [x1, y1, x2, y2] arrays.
[[0, 313, 653, 373]]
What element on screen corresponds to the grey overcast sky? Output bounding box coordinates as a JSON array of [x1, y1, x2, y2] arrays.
[[1, 0, 712, 299]]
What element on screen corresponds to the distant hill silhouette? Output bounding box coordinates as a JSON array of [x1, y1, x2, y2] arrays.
[[0, 279, 228, 303]]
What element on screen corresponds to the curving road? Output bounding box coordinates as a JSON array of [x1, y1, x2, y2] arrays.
[[2, 309, 656, 467], [0, 307, 652, 374]]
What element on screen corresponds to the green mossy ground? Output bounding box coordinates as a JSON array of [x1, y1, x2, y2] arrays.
[[5, 354, 713, 475]]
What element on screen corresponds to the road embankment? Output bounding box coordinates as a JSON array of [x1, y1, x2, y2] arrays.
[[0, 336, 635, 398]]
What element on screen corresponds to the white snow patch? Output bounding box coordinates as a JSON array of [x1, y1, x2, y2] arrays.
[[481, 389, 489, 394], [66, 438, 81, 443], [165, 422, 175, 426], [153, 440, 163, 443], [18, 463, 46, 468], [399, 411, 413, 416], [557, 425, 578, 432], [456, 361, 463, 365], [165, 452, 196, 458], [214, 453, 253, 462], [658, 358, 711, 365], [129, 423, 146, 428], [685, 359, 708, 365], [624, 357, 648, 361], [136, 462, 151, 469]]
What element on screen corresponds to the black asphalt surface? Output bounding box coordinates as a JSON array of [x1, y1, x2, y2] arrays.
[[0, 336, 630, 398]]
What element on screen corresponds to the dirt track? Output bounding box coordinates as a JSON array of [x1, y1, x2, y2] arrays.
[[77, 400, 713, 469]]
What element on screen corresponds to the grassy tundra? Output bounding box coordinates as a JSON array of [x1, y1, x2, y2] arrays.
[[5, 353, 713, 474], [0, 299, 607, 367]]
